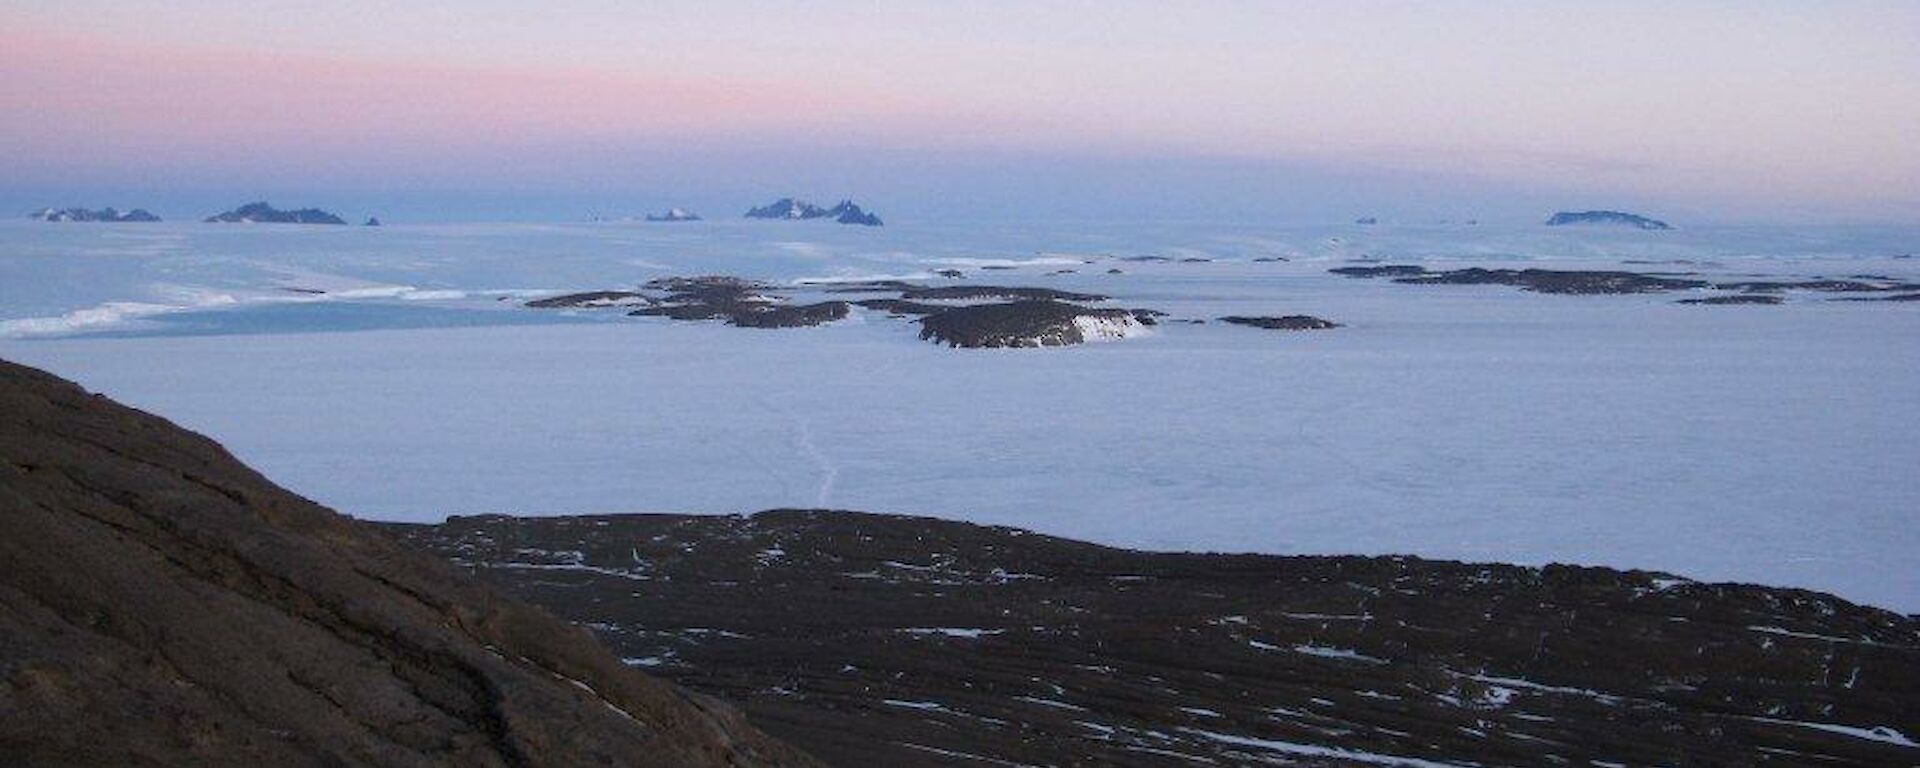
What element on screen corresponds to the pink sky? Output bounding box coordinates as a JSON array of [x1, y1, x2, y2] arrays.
[[4, 2, 1916, 221]]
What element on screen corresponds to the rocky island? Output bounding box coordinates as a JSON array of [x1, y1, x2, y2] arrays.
[[917, 300, 1149, 348], [205, 201, 348, 225], [744, 198, 883, 226], [1546, 210, 1673, 230], [27, 206, 160, 222], [646, 207, 702, 222]]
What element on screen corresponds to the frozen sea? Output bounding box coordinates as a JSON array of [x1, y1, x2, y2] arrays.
[[2, 218, 1916, 611]]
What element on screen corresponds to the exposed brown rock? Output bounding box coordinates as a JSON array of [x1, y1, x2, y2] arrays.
[[0, 359, 818, 767]]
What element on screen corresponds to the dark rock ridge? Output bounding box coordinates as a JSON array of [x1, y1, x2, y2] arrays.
[[646, 208, 702, 222], [1715, 278, 1919, 294], [205, 201, 347, 225], [1329, 264, 1428, 278], [1335, 265, 1920, 298], [1354, 216, 1378, 225], [1833, 293, 1920, 303], [390, 510, 1920, 768], [363, 216, 382, 226], [743, 198, 882, 226], [899, 285, 1108, 303], [1677, 295, 1784, 306], [1333, 265, 1711, 294], [0, 359, 817, 767], [1220, 315, 1342, 330], [917, 300, 1143, 348], [27, 207, 161, 222], [851, 298, 946, 316], [1546, 210, 1672, 230], [525, 290, 651, 308], [1404, 268, 1708, 294]]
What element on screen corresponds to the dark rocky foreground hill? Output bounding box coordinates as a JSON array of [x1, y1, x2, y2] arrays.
[[391, 512, 1920, 767], [0, 359, 817, 767]]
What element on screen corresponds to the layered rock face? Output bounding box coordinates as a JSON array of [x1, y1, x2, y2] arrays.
[[0, 359, 817, 767]]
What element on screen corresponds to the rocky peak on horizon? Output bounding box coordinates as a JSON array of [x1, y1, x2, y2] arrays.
[[1547, 210, 1672, 230], [28, 206, 161, 223], [646, 207, 702, 222], [204, 201, 348, 225], [744, 197, 883, 226]]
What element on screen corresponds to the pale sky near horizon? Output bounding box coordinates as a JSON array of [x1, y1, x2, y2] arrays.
[[3, 1, 1916, 222]]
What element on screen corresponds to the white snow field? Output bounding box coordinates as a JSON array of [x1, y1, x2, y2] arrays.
[[2, 218, 1916, 611]]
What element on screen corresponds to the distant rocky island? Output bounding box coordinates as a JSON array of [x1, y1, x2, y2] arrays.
[[363, 216, 382, 226], [1546, 210, 1672, 230], [204, 201, 347, 225], [27, 207, 160, 223], [645, 207, 702, 222], [744, 198, 883, 226]]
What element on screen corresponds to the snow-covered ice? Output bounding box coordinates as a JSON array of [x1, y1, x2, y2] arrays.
[[2, 218, 1916, 611]]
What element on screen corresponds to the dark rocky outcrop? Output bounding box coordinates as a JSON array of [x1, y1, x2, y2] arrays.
[[363, 217, 382, 227], [0, 360, 817, 767], [851, 299, 946, 316], [1220, 315, 1342, 330], [1677, 295, 1785, 306], [1334, 266, 1710, 295], [525, 290, 651, 309], [1546, 210, 1672, 230], [933, 269, 965, 279], [917, 300, 1142, 348], [1355, 216, 1378, 225], [899, 285, 1108, 303], [615, 277, 848, 329], [726, 302, 851, 329], [205, 202, 347, 225], [27, 207, 160, 223], [1714, 279, 1920, 294], [1833, 292, 1920, 303], [391, 510, 1920, 768], [1329, 264, 1428, 278], [1400, 268, 1709, 294]]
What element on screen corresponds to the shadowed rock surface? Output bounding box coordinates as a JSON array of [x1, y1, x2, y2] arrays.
[[917, 300, 1142, 348], [1220, 315, 1342, 330], [1677, 295, 1785, 306], [0, 360, 817, 767], [389, 511, 1920, 768]]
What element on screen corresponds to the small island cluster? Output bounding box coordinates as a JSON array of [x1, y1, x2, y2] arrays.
[[28, 202, 1683, 232]]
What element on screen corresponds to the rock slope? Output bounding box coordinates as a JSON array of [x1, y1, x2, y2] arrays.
[[392, 510, 1920, 768], [0, 359, 817, 767]]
